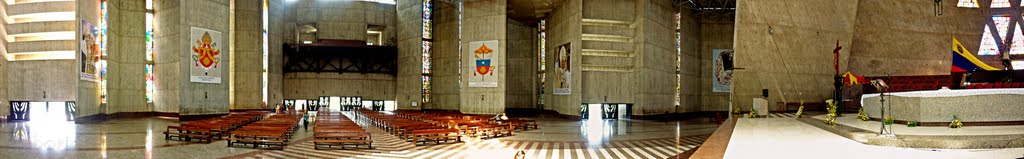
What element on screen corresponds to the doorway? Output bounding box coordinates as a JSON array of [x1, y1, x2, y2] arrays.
[[587, 104, 602, 120]]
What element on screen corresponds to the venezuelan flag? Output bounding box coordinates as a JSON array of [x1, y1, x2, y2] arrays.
[[952, 36, 1001, 72]]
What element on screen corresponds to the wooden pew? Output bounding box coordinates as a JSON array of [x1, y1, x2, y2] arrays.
[[312, 111, 373, 150], [410, 129, 460, 146], [226, 112, 302, 149], [163, 111, 269, 143]]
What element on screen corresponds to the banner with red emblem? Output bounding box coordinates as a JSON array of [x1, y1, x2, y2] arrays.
[[468, 40, 499, 87], [189, 27, 223, 84]]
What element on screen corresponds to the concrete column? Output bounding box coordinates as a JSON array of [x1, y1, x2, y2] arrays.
[[633, 0, 677, 115], [459, 0, 507, 114], [396, 0, 424, 110], [75, 0, 101, 118], [430, 1, 460, 110], [543, 0, 582, 115], [268, 0, 284, 110], [230, 0, 265, 110], [505, 19, 537, 109], [107, 0, 149, 114], [154, 0, 232, 116]]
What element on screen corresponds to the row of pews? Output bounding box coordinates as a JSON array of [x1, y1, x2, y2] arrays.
[[226, 112, 303, 149], [312, 111, 373, 149], [163, 111, 269, 143], [356, 109, 462, 146], [395, 111, 515, 139]]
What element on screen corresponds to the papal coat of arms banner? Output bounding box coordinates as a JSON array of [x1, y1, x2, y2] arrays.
[[189, 27, 223, 83], [468, 40, 499, 87]]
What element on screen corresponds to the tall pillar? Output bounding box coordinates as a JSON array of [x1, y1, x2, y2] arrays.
[[154, 0, 232, 118], [459, 0, 507, 114], [230, 0, 265, 110], [396, 0, 424, 110], [107, 0, 149, 114], [267, 0, 285, 111]]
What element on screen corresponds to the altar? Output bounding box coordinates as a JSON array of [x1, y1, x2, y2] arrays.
[[860, 88, 1024, 125]]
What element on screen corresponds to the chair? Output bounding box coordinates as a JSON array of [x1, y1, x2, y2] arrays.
[[995, 83, 1004, 88], [966, 85, 977, 89]]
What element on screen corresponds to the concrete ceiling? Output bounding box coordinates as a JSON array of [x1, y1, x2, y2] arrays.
[[507, 0, 563, 23]]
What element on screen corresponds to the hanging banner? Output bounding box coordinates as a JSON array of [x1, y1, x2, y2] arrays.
[[80, 20, 101, 82], [189, 27, 223, 83], [468, 40, 499, 87], [712, 49, 733, 92], [553, 43, 571, 95]]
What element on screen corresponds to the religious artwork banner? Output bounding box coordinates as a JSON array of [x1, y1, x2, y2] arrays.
[[553, 43, 571, 95], [190, 27, 223, 83], [468, 40, 500, 87], [80, 20, 101, 82], [712, 49, 733, 92]]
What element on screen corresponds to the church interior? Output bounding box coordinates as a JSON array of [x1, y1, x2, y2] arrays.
[[0, 0, 1023, 158]]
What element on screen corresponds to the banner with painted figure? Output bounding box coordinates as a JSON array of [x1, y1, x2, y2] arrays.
[[712, 49, 733, 92], [190, 27, 223, 83], [553, 43, 571, 95], [468, 40, 499, 87], [80, 20, 101, 82]]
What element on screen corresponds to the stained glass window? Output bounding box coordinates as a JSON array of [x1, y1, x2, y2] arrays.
[[538, 19, 546, 105], [980, 26, 1000, 55], [421, 0, 433, 103], [957, 0, 980, 8], [992, 0, 1011, 8], [1011, 24, 1024, 55], [422, 76, 432, 103], [146, 14, 154, 61], [979, 16, 1012, 55], [995, 16, 1011, 40], [457, 0, 463, 89], [675, 13, 681, 106], [262, 0, 270, 104], [146, 65, 154, 103], [100, 0, 109, 104], [422, 0, 432, 40], [422, 41, 432, 73], [146, 0, 155, 103]]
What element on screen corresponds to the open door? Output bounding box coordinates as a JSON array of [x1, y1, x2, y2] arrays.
[[602, 104, 617, 119]]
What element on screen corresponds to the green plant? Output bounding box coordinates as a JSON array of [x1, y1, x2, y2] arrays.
[[883, 116, 894, 125], [857, 107, 870, 121], [949, 113, 963, 128], [795, 106, 804, 118], [825, 99, 838, 125], [907, 121, 919, 127]]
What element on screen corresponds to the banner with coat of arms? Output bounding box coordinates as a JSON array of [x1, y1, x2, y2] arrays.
[[468, 40, 499, 87], [189, 27, 223, 83]]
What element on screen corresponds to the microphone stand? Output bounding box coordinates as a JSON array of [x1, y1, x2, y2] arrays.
[[878, 75, 894, 137]]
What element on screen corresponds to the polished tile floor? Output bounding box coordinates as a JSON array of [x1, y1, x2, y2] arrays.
[[0, 112, 721, 159]]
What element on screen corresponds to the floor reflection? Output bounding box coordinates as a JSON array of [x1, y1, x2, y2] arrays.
[[580, 119, 633, 146], [15, 102, 77, 151]]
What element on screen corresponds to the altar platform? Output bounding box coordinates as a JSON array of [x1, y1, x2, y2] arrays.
[[804, 114, 1024, 149], [861, 88, 1024, 126], [723, 117, 1024, 159]]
